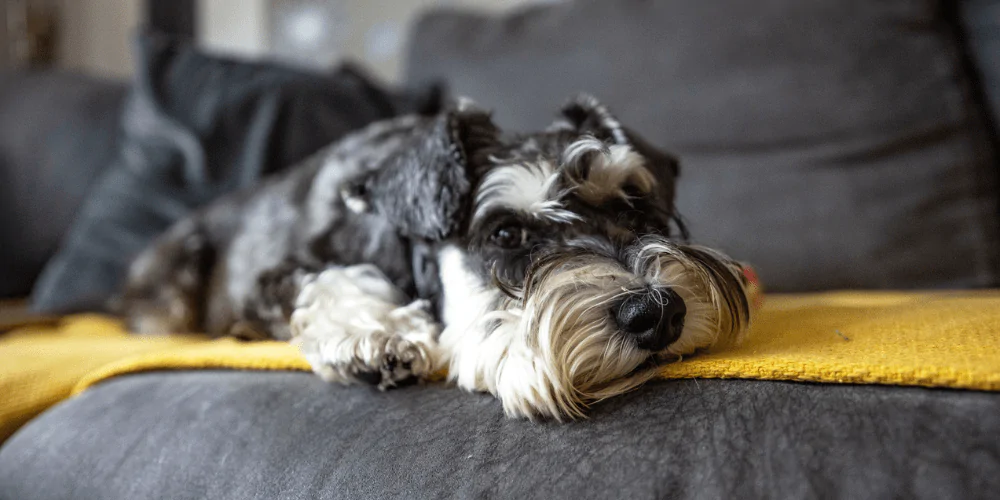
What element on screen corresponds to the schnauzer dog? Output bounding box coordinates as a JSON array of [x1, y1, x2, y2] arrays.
[[120, 95, 753, 420]]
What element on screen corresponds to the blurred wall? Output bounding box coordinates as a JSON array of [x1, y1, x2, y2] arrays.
[[45, 0, 551, 81], [304, 0, 543, 82], [56, 0, 141, 78], [202, 0, 548, 83], [197, 0, 269, 59]]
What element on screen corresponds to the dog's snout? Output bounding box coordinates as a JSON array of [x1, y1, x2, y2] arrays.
[[613, 287, 686, 350]]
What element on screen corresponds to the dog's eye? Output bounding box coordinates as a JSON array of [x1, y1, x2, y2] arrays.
[[490, 224, 527, 249]]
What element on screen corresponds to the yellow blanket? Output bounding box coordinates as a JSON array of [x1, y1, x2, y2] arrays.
[[3, 291, 1000, 442]]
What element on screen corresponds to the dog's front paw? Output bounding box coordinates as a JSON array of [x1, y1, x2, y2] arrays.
[[362, 335, 430, 390], [294, 300, 439, 390]]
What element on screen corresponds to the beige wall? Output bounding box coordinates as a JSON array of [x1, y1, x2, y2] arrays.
[[197, 0, 269, 58], [202, 0, 541, 83], [48, 0, 545, 80], [56, 0, 141, 78]]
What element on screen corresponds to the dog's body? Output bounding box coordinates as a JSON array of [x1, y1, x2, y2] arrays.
[[122, 114, 436, 340], [121, 96, 752, 419]]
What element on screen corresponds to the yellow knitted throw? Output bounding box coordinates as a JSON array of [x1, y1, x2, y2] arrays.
[[2, 291, 999, 442]]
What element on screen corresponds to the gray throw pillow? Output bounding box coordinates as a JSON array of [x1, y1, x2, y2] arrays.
[[31, 33, 441, 313]]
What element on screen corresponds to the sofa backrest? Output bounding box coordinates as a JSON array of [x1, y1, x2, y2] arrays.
[[0, 71, 127, 298], [406, 0, 1000, 292]]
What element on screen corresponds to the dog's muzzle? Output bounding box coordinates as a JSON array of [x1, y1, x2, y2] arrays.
[[613, 287, 686, 351], [446, 235, 753, 420]]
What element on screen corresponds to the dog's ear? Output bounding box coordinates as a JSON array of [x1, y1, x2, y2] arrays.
[[555, 93, 679, 178], [362, 100, 500, 240], [555, 93, 685, 237]]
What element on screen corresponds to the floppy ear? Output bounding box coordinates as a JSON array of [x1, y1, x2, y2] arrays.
[[362, 100, 500, 240], [556, 93, 679, 178], [555, 93, 685, 237]]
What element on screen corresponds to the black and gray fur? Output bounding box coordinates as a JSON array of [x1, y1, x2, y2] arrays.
[[121, 95, 750, 419], [121, 95, 679, 339]]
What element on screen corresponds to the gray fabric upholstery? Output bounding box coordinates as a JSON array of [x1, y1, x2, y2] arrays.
[[0, 71, 127, 298], [406, 0, 1000, 292], [1, 371, 998, 500], [962, 0, 1000, 142]]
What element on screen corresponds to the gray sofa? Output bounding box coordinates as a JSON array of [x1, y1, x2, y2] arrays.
[[3, 1, 1000, 498], [3, 373, 999, 499]]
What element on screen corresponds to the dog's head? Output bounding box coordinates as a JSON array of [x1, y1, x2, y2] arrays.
[[360, 95, 753, 419]]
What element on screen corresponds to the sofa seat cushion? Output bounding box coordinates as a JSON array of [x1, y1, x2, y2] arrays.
[[1, 371, 998, 500]]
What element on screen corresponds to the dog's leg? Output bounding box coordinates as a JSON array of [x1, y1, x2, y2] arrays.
[[228, 258, 320, 341], [120, 219, 214, 335], [290, 265, 440, 390]]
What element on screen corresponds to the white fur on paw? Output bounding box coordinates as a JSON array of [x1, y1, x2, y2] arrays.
[[291, 266, 439, 390], [300, 329, 431, 390]]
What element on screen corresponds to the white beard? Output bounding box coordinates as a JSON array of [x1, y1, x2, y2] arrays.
[[435, 237, 751, 420]]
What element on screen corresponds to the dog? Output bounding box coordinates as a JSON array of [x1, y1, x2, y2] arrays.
[[120, 94, 753, 420]]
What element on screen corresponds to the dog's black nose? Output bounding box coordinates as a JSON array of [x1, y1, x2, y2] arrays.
[[613, 287, 686, 351]]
